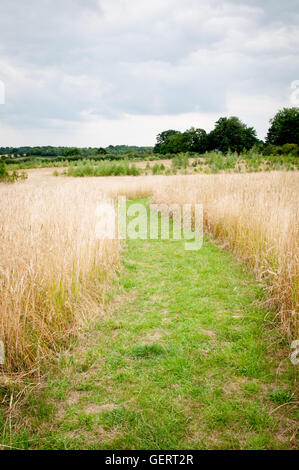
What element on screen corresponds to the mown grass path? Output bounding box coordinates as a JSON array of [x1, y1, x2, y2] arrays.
[[6, 201, 297, 450]]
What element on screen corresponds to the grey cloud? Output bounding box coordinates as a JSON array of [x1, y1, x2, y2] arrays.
[[0, 0, 298, 134]]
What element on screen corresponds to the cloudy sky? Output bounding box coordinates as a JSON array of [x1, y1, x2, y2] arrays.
[[0, 0, 298, 147]]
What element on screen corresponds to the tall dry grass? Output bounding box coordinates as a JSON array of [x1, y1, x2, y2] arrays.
[[0, 177, 120, 374], [152, 172, 299, 339], [0, 169, 298, 377]]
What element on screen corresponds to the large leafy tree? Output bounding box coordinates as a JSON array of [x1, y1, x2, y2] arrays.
[[166, 132, 189, 153], [154, 127, 208, 154], [266, 107, 299, 146], [208, 117, 258, 153], [153, 130, 181, 154], [184, 127, 208, 153]]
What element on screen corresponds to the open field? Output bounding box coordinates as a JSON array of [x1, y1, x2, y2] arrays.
[[4, 150, 299, 175], [0, 169, 298, 449]]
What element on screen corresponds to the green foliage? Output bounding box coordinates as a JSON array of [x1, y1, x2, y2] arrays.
[[154, 117, 258, 154], [64, 147, 82, 157], [208, 117, 258, 153], [153, 129, 181, 154], [166, 132, 189, 153], [210, 154, 226, 173], [67, 160, 141, 177], [131, 343, 165, 358], [0, 145, 154, 165], [184, 127, 208, 153], [225, 153, 238, 168], [172, 153, 189, 169], [152, 163, 166, 175], [0, 162, 8, 179], [266, 107, 299, 146], [152, 163, 161, 175], [96, 147, 107, 155], [263, 143, 299, 157], [268, 390, 294, 404], [0, 162, 27, 182], [154, 127, 208, 154]]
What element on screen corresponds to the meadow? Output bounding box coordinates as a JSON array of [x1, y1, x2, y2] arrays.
[[3, 149, 299, 174], [0, 168, 298, 449]]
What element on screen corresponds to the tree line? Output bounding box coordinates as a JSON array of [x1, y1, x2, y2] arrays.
[[154, 107, 299, 155], [0, 145, 153, 159], [1, 107, 298, 160]]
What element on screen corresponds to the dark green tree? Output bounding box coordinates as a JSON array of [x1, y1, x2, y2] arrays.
[[208, 117, 258, 153], [266, 107, 299, 146], [166, 132, 189, 153], [154, 128, 208, 154], [184, 127, 208, 153], [96, 147, 107, 155], [64, 147, 82, 157], [154, 130, 181, 154]]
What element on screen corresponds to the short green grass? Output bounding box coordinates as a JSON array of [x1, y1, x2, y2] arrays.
[[1, 199, 297, 450]]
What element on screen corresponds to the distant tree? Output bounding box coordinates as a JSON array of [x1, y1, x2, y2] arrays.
[[64, 147, 82, 157], [208, 117, 258, 153], [96, 147, 107, 155], [266, 107, 299, 146], [154, 127, 209, 154], [154, 130, 181, 154]]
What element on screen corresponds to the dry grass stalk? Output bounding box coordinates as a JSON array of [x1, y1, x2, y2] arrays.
[[0, 177, 120, 373]]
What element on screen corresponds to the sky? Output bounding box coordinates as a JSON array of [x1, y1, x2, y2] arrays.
[[0, 0, 298, 147]]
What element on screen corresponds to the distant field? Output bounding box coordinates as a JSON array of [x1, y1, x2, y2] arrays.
[[3, 150, 299, 175]]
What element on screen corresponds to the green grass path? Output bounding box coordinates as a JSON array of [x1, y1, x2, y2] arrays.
[[5, 202, 297, 450]]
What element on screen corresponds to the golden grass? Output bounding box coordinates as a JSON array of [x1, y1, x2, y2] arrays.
[[151, 171, 299, 339], [0, 169, 298, 376], [0, 176, 120, 373]]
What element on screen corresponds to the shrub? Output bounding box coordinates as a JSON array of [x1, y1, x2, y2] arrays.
[[152, 163, 160, 175], [172, 153, 189, 169], [0, 162, 27, 182], [67, 160, 141, 177]]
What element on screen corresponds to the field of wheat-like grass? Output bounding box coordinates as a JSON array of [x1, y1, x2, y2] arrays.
[[0, 176, 120, 374], [152, 171, 299, 339], [0, 170, 298, 376]]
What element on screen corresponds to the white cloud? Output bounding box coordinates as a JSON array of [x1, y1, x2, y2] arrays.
[[226, 93, 288, 139]]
